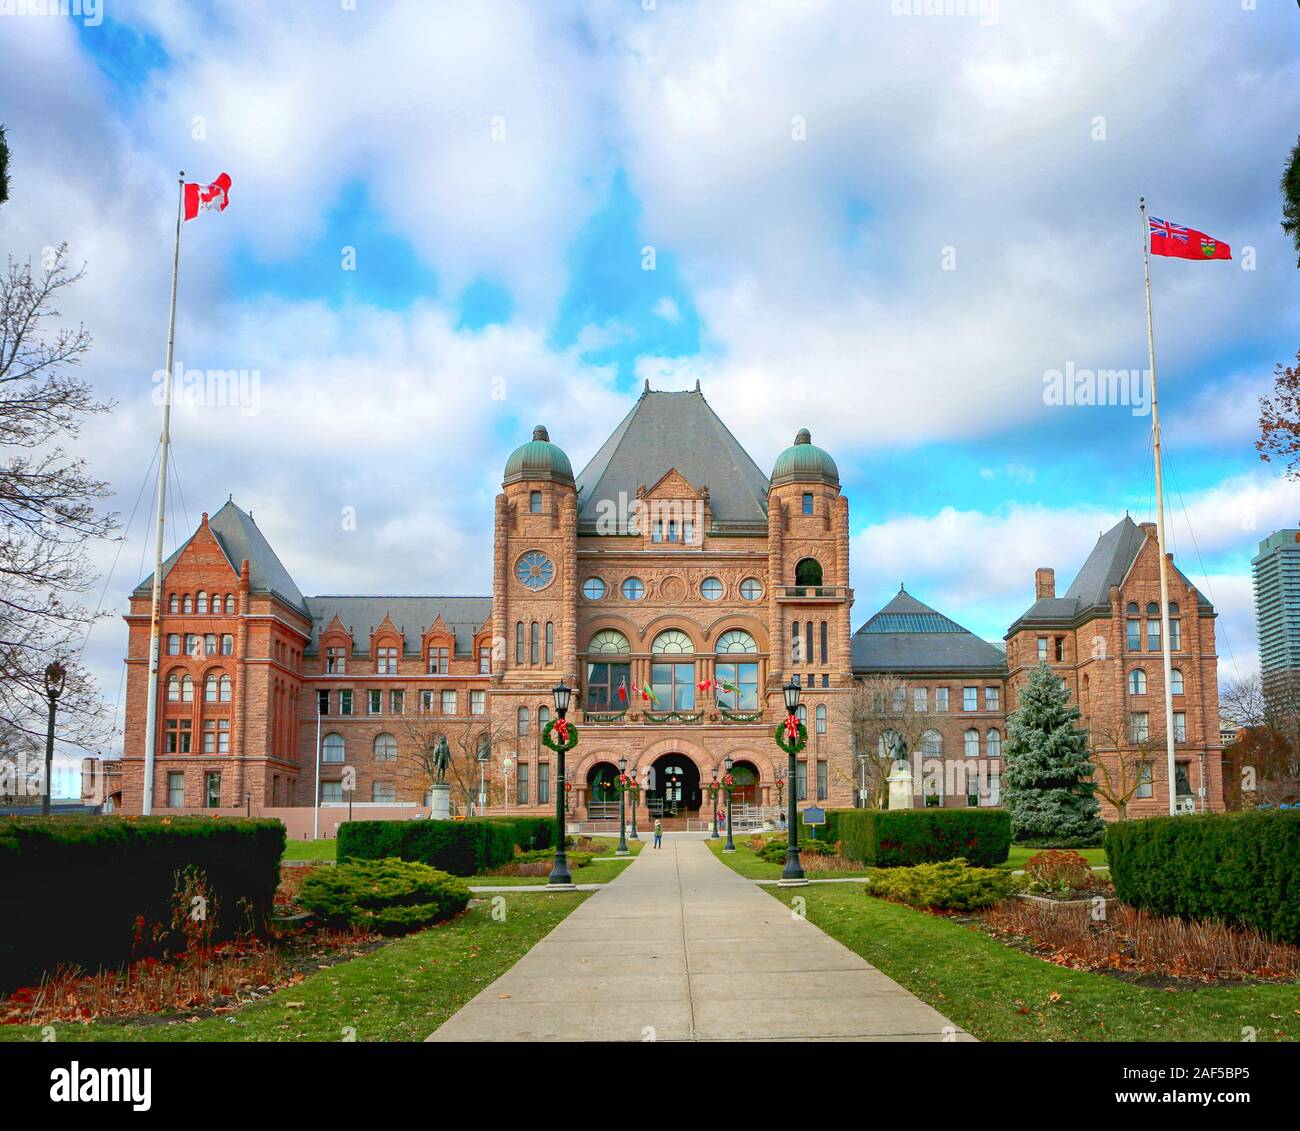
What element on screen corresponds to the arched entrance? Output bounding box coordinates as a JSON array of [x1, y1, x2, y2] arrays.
[[730, 760, 761, 806], [586, 762, 621, 819], [647, 753, 701, 828]]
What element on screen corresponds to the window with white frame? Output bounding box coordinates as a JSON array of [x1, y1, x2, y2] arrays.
[[962, 686, 977, 711], [470, 689, 485, 715], [441, 690, 457, 716], [322, 733, 345, 763], [374, 733, 397, 762], [377, 646, 398, 674], [964, 728, 980, 757]]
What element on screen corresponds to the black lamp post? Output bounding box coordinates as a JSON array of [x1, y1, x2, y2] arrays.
[[780, 679, 806, 884], [41, 661, 66, 817], [616, 754, 630, 855], [723, 753, 736, 853], [629, 766, 640, 840], [710, 767, 720, 839], [547, 682, 574, 886]]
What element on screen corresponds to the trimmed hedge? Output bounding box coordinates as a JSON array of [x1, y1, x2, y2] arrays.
[[805, 808, 1011, 868], [297, 859, 469, 934], [1105, 810, 1300, 943], [868, 859, 1016, 911], [337, 815, 554, 875], [0, 816, 284, 993]]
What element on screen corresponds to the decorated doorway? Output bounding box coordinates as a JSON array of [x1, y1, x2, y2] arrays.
[[729, 760, 761, 806], [647, 753, 700, 826], [586, 762, 621, 819]]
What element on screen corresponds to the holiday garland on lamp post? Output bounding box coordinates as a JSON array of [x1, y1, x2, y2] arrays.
[[542, 717, 579, 754], [774, 713, 807, 755]]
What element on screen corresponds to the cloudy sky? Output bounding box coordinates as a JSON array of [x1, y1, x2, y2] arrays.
[[2, 0, 1297, 757]]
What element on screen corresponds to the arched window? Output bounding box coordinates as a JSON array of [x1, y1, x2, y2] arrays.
[[196, 591, 209, 614], [322, 733, 345, 763], [205, 674, 219, 702], [791, 621, 801, 664], [1128, 669, 1147, 695], [374, 733, 397, 762], [538, 706, 550, 733], [652, 629, 694, 654], [1171, 668, 1184, 695], [181, 674, 194, 703], [1146, 603, 1161, 650], [1168, 603, 1182, 649], [986, 729, 1002, 758], [225, 594, 236, 614], [1126, 602, 1139, 615], [530, 621, 539, 665], [820, 621, 828, 663], [795, 558, 823, 587], [964, 727, 979, 757], [545, 622, 554, 665], [219, 675, 232, 703], [1146, 601, 1159, 616], [183, 593, 193, 613], [715, 630, 757, 654], [922, 730, 942, 756], [515, 622, 525, 664], [517, 706, 530, 736], [587, 630, 630, 654], [169, 593, 179, 613], [167, 674, 181, 701], [815, 704, 827, 734]]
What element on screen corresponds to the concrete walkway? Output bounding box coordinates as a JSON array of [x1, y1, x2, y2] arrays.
[[428, 834, 972, 1042]]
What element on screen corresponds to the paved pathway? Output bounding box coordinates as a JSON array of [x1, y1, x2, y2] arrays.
[[428, 834, 972, 1042]]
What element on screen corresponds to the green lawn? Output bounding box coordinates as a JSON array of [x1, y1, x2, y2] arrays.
[[769, 886, 1299, 1042], [482, 837, 643, 886], [705, 836, 873, 880], [282, 838, 338, 862], [0, 892, 586, 1043], [999, 845, 1107, 871]]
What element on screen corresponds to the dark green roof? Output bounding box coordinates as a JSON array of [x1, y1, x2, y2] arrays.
[[771, 428, 839, 489], [503, 425, 574, 486]]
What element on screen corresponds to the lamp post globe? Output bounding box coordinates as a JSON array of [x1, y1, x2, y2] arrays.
[[780, 679, 805, 884], [547, 682, 575, 887], [723, 753, 736, 852], [41, 661, 66, 817], [616, 753, 630, 855]]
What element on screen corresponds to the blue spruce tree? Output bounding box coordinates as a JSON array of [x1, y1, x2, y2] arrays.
[[1003, 661, 1103, 842]]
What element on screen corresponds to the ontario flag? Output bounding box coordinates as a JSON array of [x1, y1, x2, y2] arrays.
[[184, 173, 232, 221], [1148, 215, 1230, 261]]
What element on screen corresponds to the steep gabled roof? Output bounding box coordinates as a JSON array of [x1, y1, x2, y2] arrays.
[[575, 386, 770, 529], [852, 588, 1008, 673], [133, 500, 308, 616], [303, 596, 492, 657]]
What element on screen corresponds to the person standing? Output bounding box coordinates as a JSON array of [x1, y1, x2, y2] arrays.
[[653, 818, 663, 849]]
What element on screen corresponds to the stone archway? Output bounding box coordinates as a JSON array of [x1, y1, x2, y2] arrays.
[[646, 752, 701, 827]]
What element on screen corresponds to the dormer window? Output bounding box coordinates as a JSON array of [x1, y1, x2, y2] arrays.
[[377, 646, 398, 674], [428, 646, 449, 675]]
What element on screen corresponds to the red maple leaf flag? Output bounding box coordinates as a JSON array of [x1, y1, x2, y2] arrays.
[[1148, 215, 1230, 260], [184, 173, 232, 221]]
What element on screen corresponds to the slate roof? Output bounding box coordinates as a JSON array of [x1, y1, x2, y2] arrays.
[[852, 588, 1008, 673], [133, 500, 309, 615], [1008, 516, 1213, 630], [304, 596, 493, 656], [575, 385, 771, 529]]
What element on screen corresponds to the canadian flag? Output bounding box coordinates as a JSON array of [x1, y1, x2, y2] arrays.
[[184, 173, 232, 221]]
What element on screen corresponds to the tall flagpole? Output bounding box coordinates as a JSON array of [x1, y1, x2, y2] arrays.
[[141, 171, 185, 815], [1139, 197, 1180, 817]]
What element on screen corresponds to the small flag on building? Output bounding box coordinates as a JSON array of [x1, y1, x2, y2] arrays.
[[1148, 215, 1230, 260], [617, 678, 627, 703], [184, 172, 232, 221]]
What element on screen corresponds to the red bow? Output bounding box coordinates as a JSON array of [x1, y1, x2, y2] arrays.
[[554, 718, 570, 744], [783, 714, 801, 741]]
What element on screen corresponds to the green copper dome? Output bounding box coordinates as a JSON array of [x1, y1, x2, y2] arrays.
[[771, 428, 839, 489], [503, 425, 575, 487]]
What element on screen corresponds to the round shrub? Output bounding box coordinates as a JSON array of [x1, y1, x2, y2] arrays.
[[868, 858, 1015, 911], [297, 859, 470, 934], [1024, 849, 1094, 895]]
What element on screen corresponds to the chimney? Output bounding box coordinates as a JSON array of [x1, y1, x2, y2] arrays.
[[1035, 567, 1055, 600]]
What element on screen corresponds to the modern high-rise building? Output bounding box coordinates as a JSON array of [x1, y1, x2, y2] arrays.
[[1252, 529, 1300, 680]]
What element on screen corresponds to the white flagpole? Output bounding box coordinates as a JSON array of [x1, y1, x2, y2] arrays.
[[1139, 197, 1180, 817], [141, 171, 186, 815], [313, 707, 322, 840]]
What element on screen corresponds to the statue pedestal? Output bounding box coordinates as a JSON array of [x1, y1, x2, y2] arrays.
[[887, 766, 914, 810], [429, 782, 451, 821]]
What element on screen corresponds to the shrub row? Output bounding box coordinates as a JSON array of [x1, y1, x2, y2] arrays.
[[0, 816, 284, 993], [1105, 810, 1300, 943], [800, 808, 1011, 868], [297, 859, 469, 934], [337, 815, 554, 875], [868, 859, 1015, 911]]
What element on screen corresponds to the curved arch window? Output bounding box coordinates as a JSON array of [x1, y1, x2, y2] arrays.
[[795, 558, 823, 587], [205, 674, 219, 703], [1128, 669, 1147, 695], [964, 728, 980, 757], [739, 578, 763, 601], [1126, 602, 1139, 616], [922, 730, 942, 756], [517, 707, 530, 736], [621, 577, 645, 601], [322, 733, 345, 763], [530, 622, 539, 665], [583, 577, 607, 600], [225, 594, 236, 614], [167, 674, 181, 702], [700, 577, 724, 601], [219, 675, 232, 703], [815, 704, 827, 735], [715, 630, 757, 654], [182, 594, 193, 614], [169, 593, 179, 613], [373, 733, 397, 762], [986, 728, 1002, 758], [1171, 668, 1184, 695], [515, 622, 525, 664], [587, 629, 630, 655], [196, 591, 209, 614], [652, 629, 694, 655], [545, 622, 554, 665], [179, 674, 194, 703]]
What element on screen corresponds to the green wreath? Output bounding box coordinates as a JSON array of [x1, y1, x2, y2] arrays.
[[541, 718, 580, 754], [774, 717, 808, 755]]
